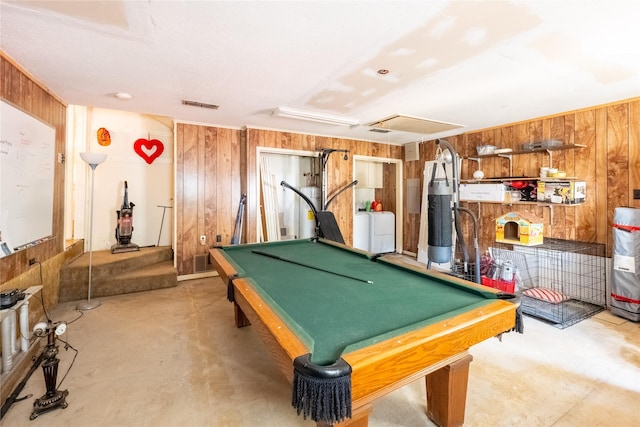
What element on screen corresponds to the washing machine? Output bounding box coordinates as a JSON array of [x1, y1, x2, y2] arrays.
[[369, 211, 395, 253], [353, 212, 370, 251]]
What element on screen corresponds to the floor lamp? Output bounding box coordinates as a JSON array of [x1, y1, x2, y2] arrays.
[[77, 152, 107, 311]]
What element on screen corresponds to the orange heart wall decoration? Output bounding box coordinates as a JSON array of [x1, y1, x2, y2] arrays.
[[134, 138, 164, 164]]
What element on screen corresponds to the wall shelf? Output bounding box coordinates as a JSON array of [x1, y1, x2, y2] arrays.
[[466, 143, 586, 176], [474, 143, 586, 159], [461, 200, 584, 222], [462, 200, 583, 207], [462, 177, 581, 183]]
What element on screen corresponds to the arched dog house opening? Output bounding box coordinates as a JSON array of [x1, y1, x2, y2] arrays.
[[496, 212, 544, 246]]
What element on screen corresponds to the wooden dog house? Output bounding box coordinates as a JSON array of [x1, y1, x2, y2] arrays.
[[496, 211, 544, 246]]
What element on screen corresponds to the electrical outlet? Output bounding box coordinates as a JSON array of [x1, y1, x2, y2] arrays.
[[216, 234, 222, 242], [200, 235, 206, 245], [29, 258, 37, 265]]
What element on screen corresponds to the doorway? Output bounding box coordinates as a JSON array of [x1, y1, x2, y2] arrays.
[[256, 148, 318, 242], [353, 155, 404, 253]]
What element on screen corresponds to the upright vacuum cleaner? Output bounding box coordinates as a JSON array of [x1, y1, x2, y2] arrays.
[[111, 181, 140, 254]]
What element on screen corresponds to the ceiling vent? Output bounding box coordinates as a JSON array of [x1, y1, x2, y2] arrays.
[[182, 99, 219, 110], [367, 114, 464, 135], [369, 128, 391, 133]]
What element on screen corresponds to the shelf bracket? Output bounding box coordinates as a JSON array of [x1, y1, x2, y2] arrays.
[[496, 154, 513, 176]]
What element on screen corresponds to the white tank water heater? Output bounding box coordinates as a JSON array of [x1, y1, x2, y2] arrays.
[[299, 187, 321, 238]]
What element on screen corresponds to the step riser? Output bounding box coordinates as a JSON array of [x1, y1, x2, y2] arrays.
[[60, 248, 173, 283], [59, 271, 177, 302], [59, 247, 178, 303]]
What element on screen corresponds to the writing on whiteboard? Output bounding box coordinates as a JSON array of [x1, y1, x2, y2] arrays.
[[0, 99, 56, 251]]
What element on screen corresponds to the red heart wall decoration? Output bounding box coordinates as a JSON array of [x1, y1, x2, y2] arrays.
[[134, 138, 164, 164]]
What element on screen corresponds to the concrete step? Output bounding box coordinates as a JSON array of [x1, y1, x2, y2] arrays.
[[59, 246, 177, 302]]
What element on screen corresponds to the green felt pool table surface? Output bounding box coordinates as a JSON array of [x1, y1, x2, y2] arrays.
[[216, 238, 507, 363]]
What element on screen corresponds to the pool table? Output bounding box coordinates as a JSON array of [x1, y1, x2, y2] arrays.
[[210, 238, 519, 427]]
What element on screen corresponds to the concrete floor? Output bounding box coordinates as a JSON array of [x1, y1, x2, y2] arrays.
[[2, 276, 639, 427]]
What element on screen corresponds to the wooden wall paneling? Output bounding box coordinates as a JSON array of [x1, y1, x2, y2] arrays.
[[314, 135, 326, 152], [231, 128, 243, 242], [33, 78, 45, 120], [380, 141, 392, 158], [560, 115, 576, 239], [347, 139, 359, 242], [226, 128, 239, 242], [281, 131, 291, 149], [482, 129, 502, 179], [239, 129, 248, 243], [606, 103, 630, 254], [176, 124, 187, 274], [527, 120, 543, 178], [532, 144, 546, 220], [181, 124, 200, 274], [512, 123, 529, 177], [0, 57, 8, 92], [363, 138, 374, 156], [252, 128, 264, 243], [369, 141, 380, 158], [305, 133, 316, 152], [594, 108, 609, 246], [219, 127, 240, 244], [465, 132, 482, 178], [175, 124, 184, 273], [246, 129, 258, 243], [574, 110, 597, 242], [18, 71, 31, 111], [498, 126, 513, 178], [204, 127, 218, 248], [259, 129, 274, 148], [195, 126, 207, 261], [349, 138, 361, 157], [332, 138, 351, 243], [543, 116, 564, 224], [8, 59, 21, 97], [629, 100, 640, 209], [294, 132, 305, 150], [381, 162, 396, 213], [403, 148, 419, 252]]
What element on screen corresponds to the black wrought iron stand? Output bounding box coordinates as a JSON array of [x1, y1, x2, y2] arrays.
[[30, 326, 68, 420]]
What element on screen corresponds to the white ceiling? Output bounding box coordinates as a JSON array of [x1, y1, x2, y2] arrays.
[[2, 0, 639, 145]]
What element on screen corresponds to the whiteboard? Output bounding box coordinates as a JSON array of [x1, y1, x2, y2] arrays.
[[0, 99, 56, 252]]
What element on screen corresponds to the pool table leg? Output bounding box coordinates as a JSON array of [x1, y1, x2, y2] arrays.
[[425, 353, 473, 427], [316, 403, 372, 427], [234, 303, 251, 327]]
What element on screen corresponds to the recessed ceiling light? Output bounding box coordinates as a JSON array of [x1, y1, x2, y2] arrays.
[[377, 69, 390, 75], [115, 92, 132, 100]]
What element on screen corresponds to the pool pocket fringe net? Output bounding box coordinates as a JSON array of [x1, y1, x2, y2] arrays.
[[292, 354, 352, 424]]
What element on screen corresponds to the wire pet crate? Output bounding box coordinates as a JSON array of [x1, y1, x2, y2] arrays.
[[490, 238, 606, 328]]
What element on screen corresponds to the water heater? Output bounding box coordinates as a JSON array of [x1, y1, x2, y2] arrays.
[[299, 187, 320, 238]]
